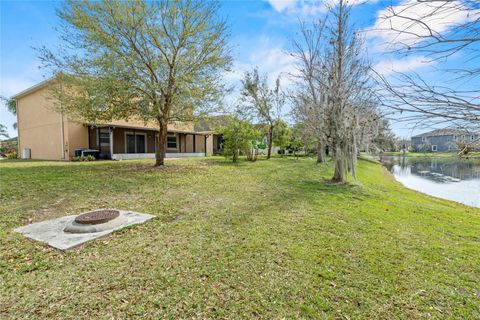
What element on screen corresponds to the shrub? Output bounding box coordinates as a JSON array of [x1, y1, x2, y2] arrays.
[[5, 151, 17, 159], [0, 145, 17, 157], [72, 155, 96, 162], [220, 118, 261, 162]]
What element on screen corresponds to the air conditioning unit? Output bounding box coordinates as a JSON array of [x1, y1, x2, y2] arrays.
[[22, 148, 31, 159]]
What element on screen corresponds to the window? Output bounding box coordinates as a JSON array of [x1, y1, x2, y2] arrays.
[[421, 136, 426, 142], [432, 145, 437, 152], [471, 135, 475, 141], [99, 128, 110, 144], [167, 134, 177, 149]]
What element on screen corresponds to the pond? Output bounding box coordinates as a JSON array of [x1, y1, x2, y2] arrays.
[[379, 155, 480, 208]]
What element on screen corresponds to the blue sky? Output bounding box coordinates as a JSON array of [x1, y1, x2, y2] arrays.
[[0, 0, 475, 138]]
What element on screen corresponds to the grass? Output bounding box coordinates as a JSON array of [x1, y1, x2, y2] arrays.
[[1, 157, 479, 319]]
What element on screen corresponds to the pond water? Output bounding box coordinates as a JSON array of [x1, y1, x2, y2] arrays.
[[379, 155, 480, 208]]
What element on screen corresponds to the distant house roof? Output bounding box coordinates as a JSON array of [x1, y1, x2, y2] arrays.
[[412, 129, 475, 138]]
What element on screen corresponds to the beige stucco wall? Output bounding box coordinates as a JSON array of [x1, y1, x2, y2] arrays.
[[15, 82, 202, 160], [66, 121, 89, 158], [16, 86, 64, 160]]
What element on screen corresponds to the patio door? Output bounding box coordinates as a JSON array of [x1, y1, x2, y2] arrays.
[[126, 134, 136, 153], [136, 134, 146, 153], [98, 128, 111, 155], [125, 132, 147, 153]]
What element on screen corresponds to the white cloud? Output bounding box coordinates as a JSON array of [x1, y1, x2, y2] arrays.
[[373, 56, 436, 76], [266, 0, 298, 12], [264, 0, 378, 15], [226, 37, 298, 88], [369, 0, 478, 50], [249, 47, 297, 85], [222, 37, 299, 111]]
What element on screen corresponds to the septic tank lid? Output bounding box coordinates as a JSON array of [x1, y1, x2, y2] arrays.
[[74, 209, 120, 225]]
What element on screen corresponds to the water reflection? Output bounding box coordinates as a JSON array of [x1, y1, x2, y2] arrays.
[[380, 156, 480, 208]]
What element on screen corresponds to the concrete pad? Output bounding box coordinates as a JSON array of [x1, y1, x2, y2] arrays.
[[14, 209, 155, 250]]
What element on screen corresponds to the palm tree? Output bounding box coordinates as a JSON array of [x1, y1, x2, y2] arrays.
[[0, 124, 9, 138], [0, 96, 17, 129]]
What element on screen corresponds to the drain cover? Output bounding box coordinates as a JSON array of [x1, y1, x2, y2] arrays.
[[74, 209, 120, 225]]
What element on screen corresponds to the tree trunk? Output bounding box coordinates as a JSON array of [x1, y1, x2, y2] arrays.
[[316, 140, 326, 163], [232, 149, 238, 162], [155, 119, 168, 166], [267, 125, 273, 159], [332, 145, 346, 183]]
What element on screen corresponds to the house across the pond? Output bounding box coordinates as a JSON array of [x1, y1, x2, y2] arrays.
[[411, 129, 479, 152], [12, 79, 215, 160]]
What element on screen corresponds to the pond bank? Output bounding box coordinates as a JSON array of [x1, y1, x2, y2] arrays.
[[379, 155, 480, 208]]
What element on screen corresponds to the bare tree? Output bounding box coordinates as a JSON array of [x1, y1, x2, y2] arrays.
[[373, 0, 480, 131], [291, 20, 329, 163], [292, 0, 382, 182], [241, 68, 285, 159]]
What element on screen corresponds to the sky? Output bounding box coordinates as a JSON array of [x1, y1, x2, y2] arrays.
[[0, 0, 476, 138]]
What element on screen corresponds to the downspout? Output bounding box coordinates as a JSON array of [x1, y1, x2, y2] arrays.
[[15, 99, 20, 158], [204, 135, 207, 157], [87, 126, 91, 149], [109, 126, 114, 159], [60, 107, 65, 160], [59, 83, 66, 160]]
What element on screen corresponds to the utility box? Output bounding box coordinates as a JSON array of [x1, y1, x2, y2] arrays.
[[22, 148, 31, 159], [74, 148, 84, 157]]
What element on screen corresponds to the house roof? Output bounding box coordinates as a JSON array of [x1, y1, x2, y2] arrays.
[[11, 78, 55, 100], [194, 115, 232, 132], [86, 123, 212, 135], [412, 129, 476, 138]]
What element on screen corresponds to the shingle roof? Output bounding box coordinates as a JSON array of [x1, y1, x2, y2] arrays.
[[412, 129, 476, 138], [194, 115, 232, 131]]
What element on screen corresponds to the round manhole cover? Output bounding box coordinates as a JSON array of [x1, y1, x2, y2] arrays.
[[74, 209, 120, 225]]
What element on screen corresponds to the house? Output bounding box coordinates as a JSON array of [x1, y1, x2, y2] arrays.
[[12, 79, 215, 160], [194, 116, 229, 155], [411, 129, 479, 152]]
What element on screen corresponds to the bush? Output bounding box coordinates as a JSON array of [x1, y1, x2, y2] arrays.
[[71, 155, 96, 162], [0, 145, 17, 157], [220, 118, 261, 162], [5, 151, 17, 159]]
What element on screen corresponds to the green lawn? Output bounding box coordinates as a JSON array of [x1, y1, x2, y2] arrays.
[[1, 157, 479, 319]]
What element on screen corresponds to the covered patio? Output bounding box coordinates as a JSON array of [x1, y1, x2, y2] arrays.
[[86, 125, 213, 160]]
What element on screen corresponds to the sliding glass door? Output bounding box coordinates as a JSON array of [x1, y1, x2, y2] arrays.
[[125, 132, 147, 153]]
